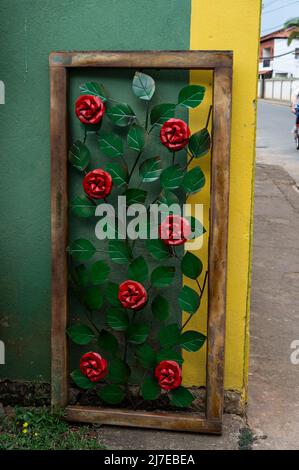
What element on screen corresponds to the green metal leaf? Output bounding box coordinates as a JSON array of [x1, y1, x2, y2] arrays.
[[125, 188, 147, 205], [135, 343, 156, 368], [67, 239, 96, 261], [71, 369, 95, 390], [188, 128, 211, 158], [68, 140, 90, 171], [182, 167, 205, 194], [141, 377, 160, 401], [127, 324, 149, 344], [99, 384, 125, 404], [139, 156, 162, 182], [151, 266, 175, 287], [105, 282, 120, 306], [74, 264, 89, 287], [156, 348, 184, 365], [146, 239, 170, 261], [79, 82, 107, 102], [91, 260, 110, 285], [106, 103, 136, 127], [178, 84, 205, 108], [158, 323, 180, 349], [108, 240, 132, 264], [170, 386, 194, 407], [106, 307, 129, 331], [70, 195, 95, 218], [106, 162, 128, 187], [151, 295, 169, 321], [150, 103, 176, 126], [132, 72, 155, 101], [98, 329, 119, 354], [180, 330, 206, 352], [107, 358, 130, 384], [157, 190, 180, 207], [128, 256, 149, 282], [178, 286, 200, 314], [181, 252, 203, 280], [127, 124, 146, 151], [67, 324, 96, 345], [84, 287, 103, 310], [160, 165, 184, 190], [98, 133, 123, 157]]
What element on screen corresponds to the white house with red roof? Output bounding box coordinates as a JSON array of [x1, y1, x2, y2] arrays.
[[259, 26, 299, 79]]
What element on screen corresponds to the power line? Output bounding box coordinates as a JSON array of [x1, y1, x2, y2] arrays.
[[261, 15, 299, 34], [262, 22, 284, 33], [263, 0, 297, 11], [263, 0, 299, 15], [260, 49, 296, 60], [263, 0, 282, 8]]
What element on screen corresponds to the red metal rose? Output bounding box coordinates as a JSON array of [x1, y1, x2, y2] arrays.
[[160, 118, 190, 151], [80, 352, 108, 383], [155, 360, 182, 391], [75, 94, 105, 125], [83, 169, 112, 199], [118, 280, 147, 310], [159, 215, 191, 246]]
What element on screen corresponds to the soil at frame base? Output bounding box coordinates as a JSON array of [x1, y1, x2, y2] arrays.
[[0, 380, 244, 415]]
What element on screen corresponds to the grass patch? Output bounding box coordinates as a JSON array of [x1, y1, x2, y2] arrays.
[[0, 407, 106, 450]]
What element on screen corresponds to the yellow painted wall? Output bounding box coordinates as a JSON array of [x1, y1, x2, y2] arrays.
[[183, 0, 261, 398]]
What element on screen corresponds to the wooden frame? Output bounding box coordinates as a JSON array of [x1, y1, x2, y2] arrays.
[[50, 50, 233, 434]]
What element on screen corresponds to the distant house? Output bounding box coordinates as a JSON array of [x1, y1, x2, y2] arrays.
[[259, 26, 299, 79]]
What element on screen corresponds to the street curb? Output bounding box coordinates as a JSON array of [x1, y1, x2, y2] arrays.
[[259, 99, 291, 108]]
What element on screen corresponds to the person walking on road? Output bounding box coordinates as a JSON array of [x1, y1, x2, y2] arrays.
[[291, 87, 299, 149]]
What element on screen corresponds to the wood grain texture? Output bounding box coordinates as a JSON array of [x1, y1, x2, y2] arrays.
[[50, 50, 233, 432], [66, 406, 222, 434], [50, 66, 69, 408], [49, 50, 232, 70], [206, 65, 233, 421]]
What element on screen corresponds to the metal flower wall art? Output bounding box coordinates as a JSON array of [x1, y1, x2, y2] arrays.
[[67, 72, 211, 408]]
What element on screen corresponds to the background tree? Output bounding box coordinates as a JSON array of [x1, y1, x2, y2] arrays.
[[284, 17, 299, 45]]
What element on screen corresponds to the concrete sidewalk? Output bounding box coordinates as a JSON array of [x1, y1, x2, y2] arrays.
[[248, 163, 299, 450]]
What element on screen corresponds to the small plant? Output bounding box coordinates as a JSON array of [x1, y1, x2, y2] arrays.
[[238, 426, 254, 450], [0, 407, 105, 450]]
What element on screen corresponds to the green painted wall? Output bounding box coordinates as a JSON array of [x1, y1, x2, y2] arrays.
[[0, 0, 191, 381]]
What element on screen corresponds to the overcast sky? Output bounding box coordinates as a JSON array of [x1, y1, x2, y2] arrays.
[[261, 0, 299, 35]]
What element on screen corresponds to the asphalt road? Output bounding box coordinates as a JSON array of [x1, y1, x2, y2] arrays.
[[256, 100, 299, 184]]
